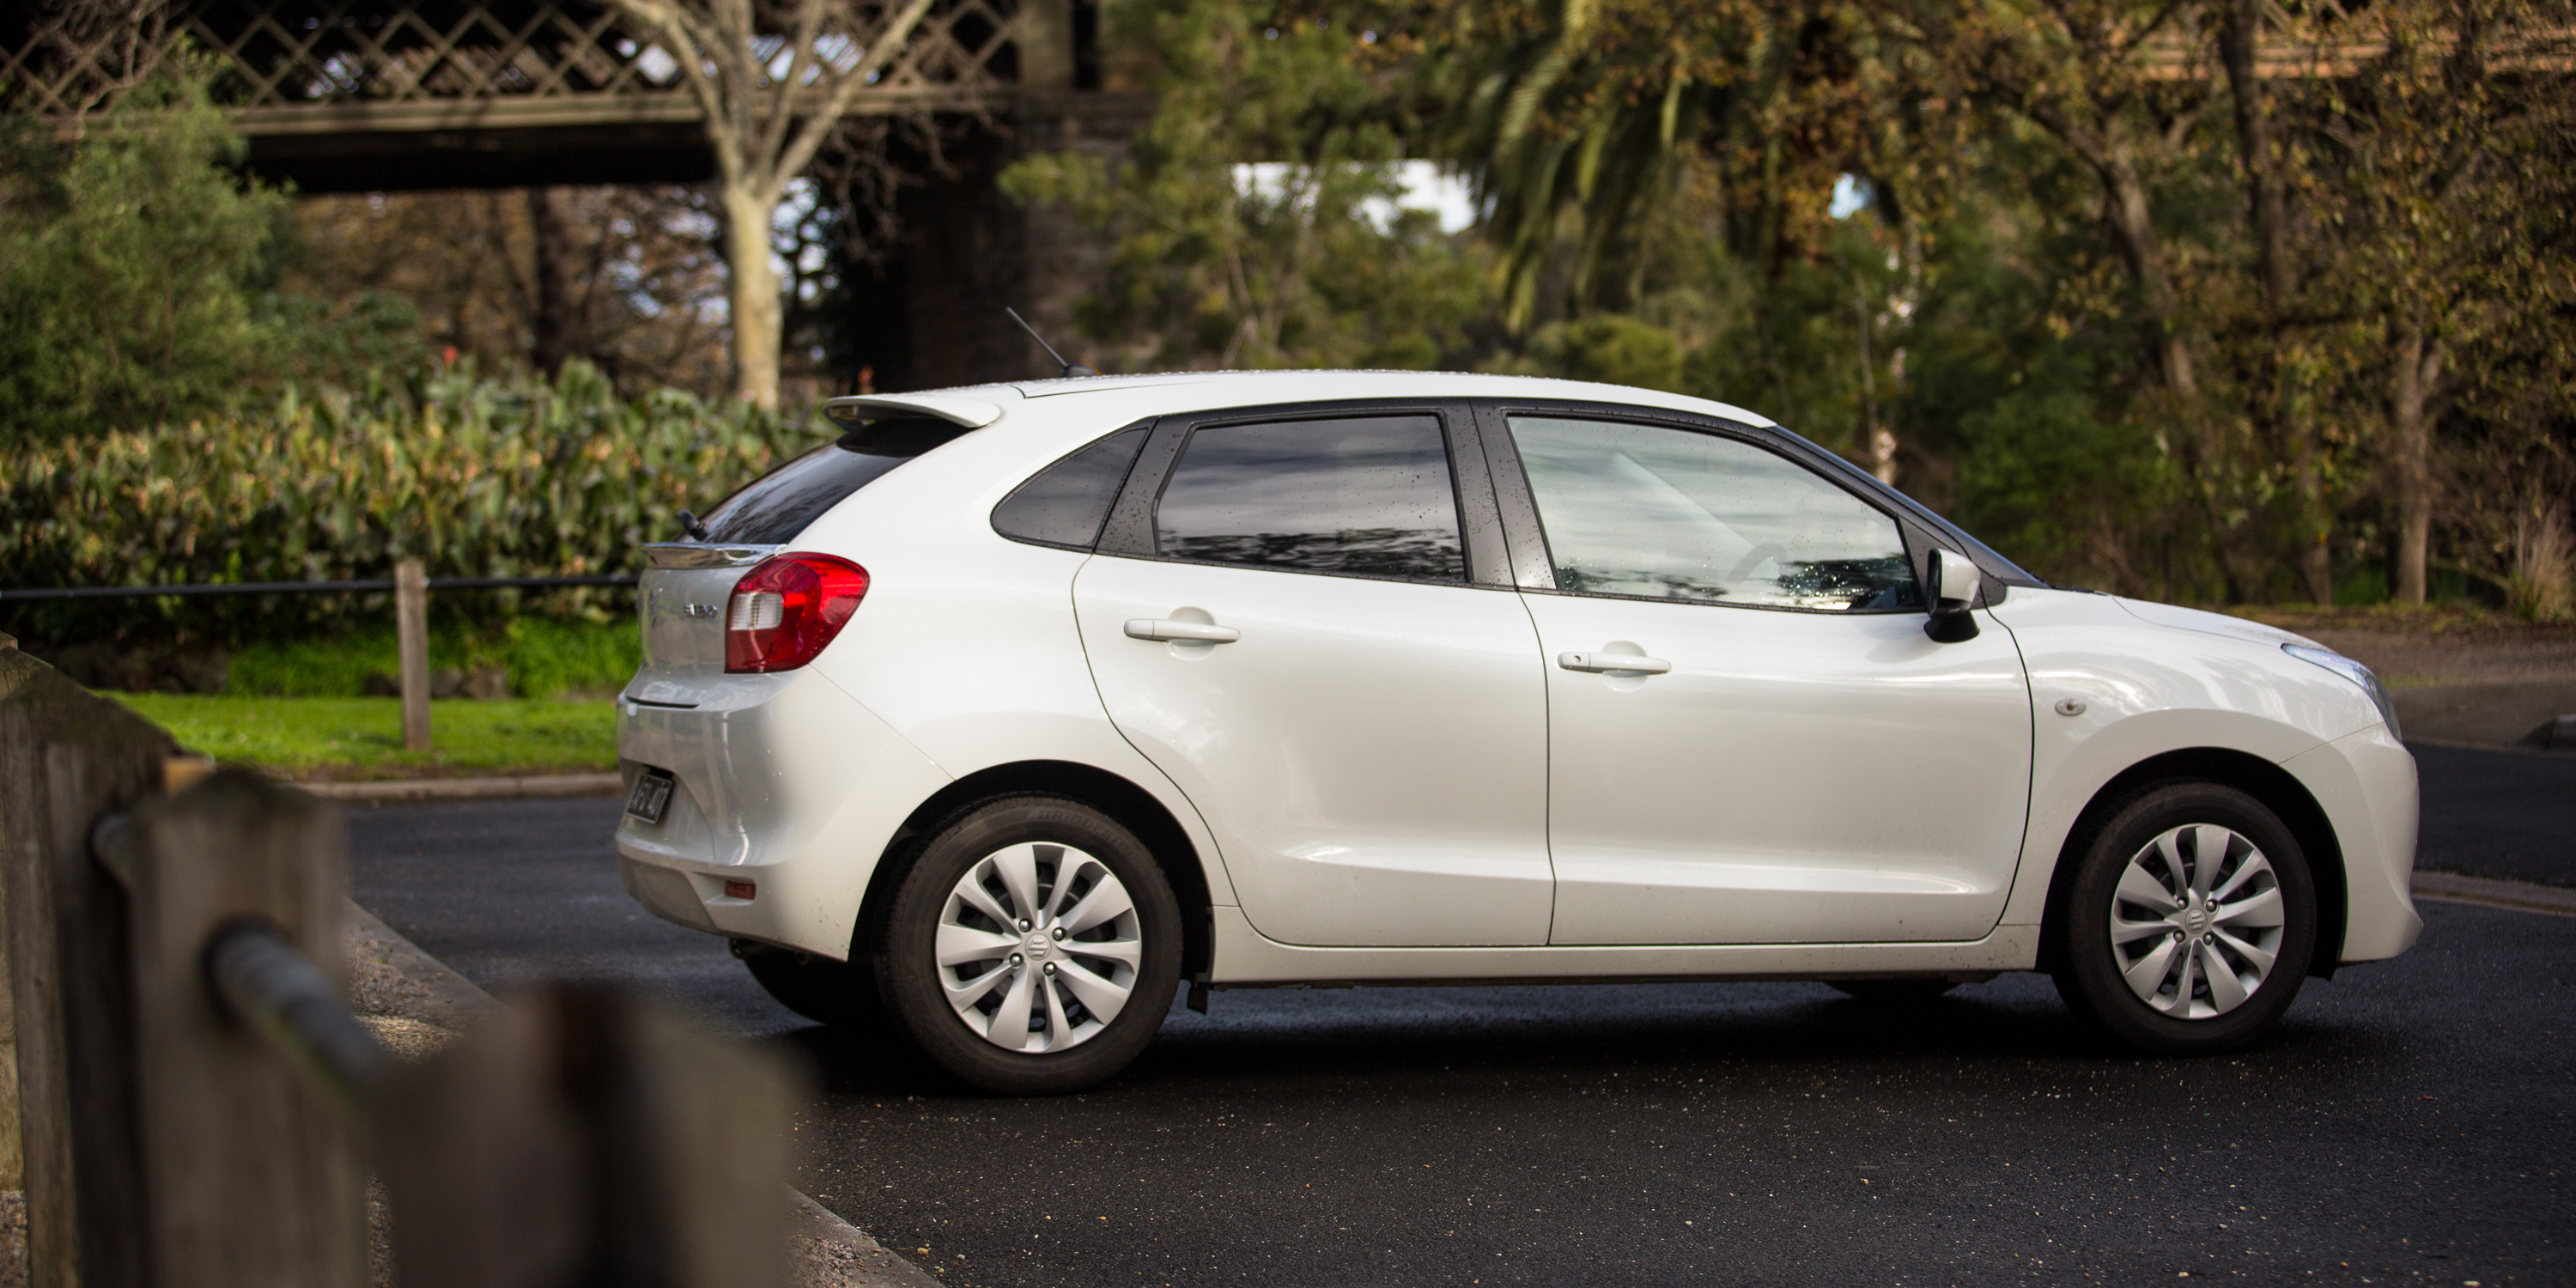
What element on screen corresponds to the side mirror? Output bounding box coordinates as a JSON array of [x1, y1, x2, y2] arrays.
[[1924, 549, 1981, 642]]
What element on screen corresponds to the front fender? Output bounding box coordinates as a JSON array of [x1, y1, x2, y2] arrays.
[[1990, 589, 2380, 932]]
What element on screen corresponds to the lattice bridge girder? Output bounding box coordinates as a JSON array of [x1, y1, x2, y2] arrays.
[[3, 0, 1091, 191]]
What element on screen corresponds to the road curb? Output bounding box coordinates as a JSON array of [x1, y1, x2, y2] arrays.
[[791, 1190, 944, 1288], [346, 901, 507, 1032], [343, 899, 939, 1287], [2412, 871, 2576, 918], [302, 772, 623, 802]]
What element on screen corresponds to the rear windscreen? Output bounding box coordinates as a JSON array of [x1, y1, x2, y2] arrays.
[[697, 416, 970, 544]]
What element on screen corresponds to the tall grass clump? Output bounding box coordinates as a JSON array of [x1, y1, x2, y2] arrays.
[[0, 361, 824, 647]]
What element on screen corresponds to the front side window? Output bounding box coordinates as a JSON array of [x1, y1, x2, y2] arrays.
[[1508, 416, 1921, 611], [1152, 416, 1466, 583]]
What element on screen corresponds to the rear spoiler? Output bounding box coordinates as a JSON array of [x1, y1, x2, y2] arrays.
[[822, 393, 1004, 428]]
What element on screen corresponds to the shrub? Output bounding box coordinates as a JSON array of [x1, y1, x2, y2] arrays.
[[0, 360, 823, 647]]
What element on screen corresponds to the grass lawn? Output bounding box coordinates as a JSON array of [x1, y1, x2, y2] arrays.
[[110, 693, 617, 781]]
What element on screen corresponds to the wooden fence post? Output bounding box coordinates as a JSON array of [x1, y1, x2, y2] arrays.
[[125, 769, 366, 1288], [379, 984, 793, 1288], [395, 558, 431, 752], [0, 635, 171, 1288], [6, 635, 794, 1288]]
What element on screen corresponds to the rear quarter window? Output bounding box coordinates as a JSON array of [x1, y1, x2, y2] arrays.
[[991, 425, 1151, 550], [698, 416, 969, 544]]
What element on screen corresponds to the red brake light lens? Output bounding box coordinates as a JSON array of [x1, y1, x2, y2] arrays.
[[723, 553, 870, 673]]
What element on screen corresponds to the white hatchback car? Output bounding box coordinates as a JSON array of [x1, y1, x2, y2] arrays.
[[615, 371, 2421, 1093]]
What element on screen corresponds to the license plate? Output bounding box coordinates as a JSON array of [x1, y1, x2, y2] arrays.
[[625, 769, 675, 825]]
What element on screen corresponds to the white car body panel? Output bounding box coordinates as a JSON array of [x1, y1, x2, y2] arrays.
[[1984, 586, 2415, 963], [789, 410, 1241, 912], [1074, 558, 1553, 946], [611, 370, 2420, 991], [1207, 906, 2044, 982], [2281, 725, 2423, 961], [615, 671, 950, 956], [1521, 593, 2033, 945]]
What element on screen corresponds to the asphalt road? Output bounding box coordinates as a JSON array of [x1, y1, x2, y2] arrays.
[[348, 744, 2576, 1288], [2413, 744, 2576, 887]]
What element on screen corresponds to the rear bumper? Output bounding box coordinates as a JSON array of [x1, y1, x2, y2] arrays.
[[614, 670, 950, 958], [2282, 723, 2422, 963]]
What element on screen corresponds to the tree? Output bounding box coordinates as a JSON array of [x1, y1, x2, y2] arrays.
[[288, 185, 735, 398], [1404, 0, 1969, 483], [604, 0, 944, 407], [2303, 0, 2576, 607], [1001, 0, 1492, 372], [0, 63, 288, 440], [2216, 0, 2333, 602]]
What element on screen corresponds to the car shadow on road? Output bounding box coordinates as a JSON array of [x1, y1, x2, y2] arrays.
[[759, 975, 2405, 1102]]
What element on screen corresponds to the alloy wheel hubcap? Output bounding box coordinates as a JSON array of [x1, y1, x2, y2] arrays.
[[935, 842, 1143, 1053], [2108, 823, 2286, 1019]]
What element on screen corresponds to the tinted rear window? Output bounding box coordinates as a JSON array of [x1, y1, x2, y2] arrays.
[[698, 416, 969, 544], [1152, 415, 1466, 582], [992, 425, 1151, 549]]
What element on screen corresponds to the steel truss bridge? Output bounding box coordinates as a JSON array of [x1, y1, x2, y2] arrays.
[[2, 0, 1124, 190], [3, 0, 1144, 386]]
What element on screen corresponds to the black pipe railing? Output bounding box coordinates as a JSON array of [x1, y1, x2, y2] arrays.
[[205, 920, 392, 1117], [91, 811, 392, 1119]]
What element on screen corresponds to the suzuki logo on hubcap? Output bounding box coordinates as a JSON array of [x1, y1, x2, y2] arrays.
[[1023, 933, 1051, 957]]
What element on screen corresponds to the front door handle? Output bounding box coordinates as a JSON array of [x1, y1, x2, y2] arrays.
[[1126, 618, 1242, 644], [1558, 651, 1671, 675]]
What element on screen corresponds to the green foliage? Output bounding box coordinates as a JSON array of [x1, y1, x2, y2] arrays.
[[224, 616, 639, 700], [1400, 0, 2576, 603], [1001, 0, 1493, 370], [110, 693, 617, 778], [0, 360, 821, 647], [0, 61, 428, 446], [1504, 314, 1687, 391], [1954, 387, 2164, 588], [0, 68, 286, 440], [256, 290, 432, 390], [496, 616, 645, 701]]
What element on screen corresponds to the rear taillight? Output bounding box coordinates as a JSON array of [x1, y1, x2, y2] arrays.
[[724, 553, 870, 672]]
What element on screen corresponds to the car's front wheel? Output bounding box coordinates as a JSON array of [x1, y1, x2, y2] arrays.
[[877, 795, 1182, 1094], [2051, 782, 2318, 1055]]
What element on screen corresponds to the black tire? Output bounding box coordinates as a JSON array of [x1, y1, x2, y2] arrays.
[[1832, 979, 1959, 1004], [2050, 782, 2318, 1055], [736, 940, 894, 1031], [876, 794, 1182, 1095]]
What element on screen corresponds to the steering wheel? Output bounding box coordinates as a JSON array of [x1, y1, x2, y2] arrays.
[[1724, 542, 1789, 584]]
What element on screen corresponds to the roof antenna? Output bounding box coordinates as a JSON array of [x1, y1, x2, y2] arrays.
[[1006, 307, 1097, 379]]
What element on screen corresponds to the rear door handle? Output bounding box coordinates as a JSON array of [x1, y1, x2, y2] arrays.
[[1558, 651, 1671, 675], [1126, 618, 1241, 644]]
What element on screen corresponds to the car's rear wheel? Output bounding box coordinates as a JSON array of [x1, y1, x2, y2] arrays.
[[877, 795, 1182, 1094], [2051, 782, 2317, 1055]]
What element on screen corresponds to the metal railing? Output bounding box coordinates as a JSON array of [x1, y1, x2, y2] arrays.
[[0, 574, 636, 600], [2, 561, 637, 750]]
